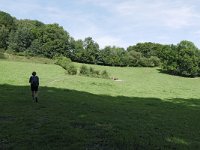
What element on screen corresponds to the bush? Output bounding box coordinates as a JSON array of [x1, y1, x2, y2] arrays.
[[54, 56, 77, 75], [5, 49, 15, 54], [0, 52, 5, 59], [0, 48, 6, 59], [67, 64, 77, 75], [54, 56, 72, 69], [89, 67, 100, 77], [101, 70, 109, 79], [79, 65, 110, 79], [94, 70, 100, 77], [149, 56, 160, 67], [79, 65, 90, 76], [139, 57, 154, 67], [89, 67, 94, 74], [0, 48, 5, 53]]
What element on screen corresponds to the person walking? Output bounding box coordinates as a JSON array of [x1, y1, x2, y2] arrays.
[[29, 71, 39, 102]]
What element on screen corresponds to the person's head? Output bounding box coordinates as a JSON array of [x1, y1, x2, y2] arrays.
[[32, 71, 36, 76]]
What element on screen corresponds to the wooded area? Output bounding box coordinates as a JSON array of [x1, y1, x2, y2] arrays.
[[1, 11, 200, 77]]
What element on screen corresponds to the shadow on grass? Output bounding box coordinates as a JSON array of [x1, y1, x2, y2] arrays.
[[0, 84, 200, 150], [156, 68, 179, 77], [156, 68, 198, 78]]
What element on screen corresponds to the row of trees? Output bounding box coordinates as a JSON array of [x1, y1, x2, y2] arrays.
[[1, 11, 200, 77], [0, 11, 162, 67]]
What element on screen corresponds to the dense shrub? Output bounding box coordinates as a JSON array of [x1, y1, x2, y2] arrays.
[[54, 56, 71, 69], [79, 65, 90, 76], [79, 65, 109, 79], [54, 56, 77, 75], [89, 67, 100, 77], [149, 56, 161, 67], [0, 52, 5, 59], [101, 70, 109, 79], [139, 57, 153, 67], [0, 48, 5, 59], [67, 64, 77, 75]]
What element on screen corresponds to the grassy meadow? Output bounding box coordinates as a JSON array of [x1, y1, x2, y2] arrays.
[[0, 55, 200, 149]]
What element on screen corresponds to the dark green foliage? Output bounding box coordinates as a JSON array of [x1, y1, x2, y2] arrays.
[[83, 37, 100, 64], [8, 20, 44, 55], [68, 37, 100, 64], [79, 65, 90, 76], [162, 41, 200, 77], [8, 27, 34, 52], [54, 56, 72, 69], [149, 56, 161, 67], [0, 11, 15, 31], [0, 26, 9, 49], [0, 11, 15, 49], [1, 11, 200, 78], [30, 23, 71, 58], [89, 67, 100, 77], [101, 70, 109, 79], [127, 43, 163, 67], [67, 64, 77, 75], [70, 39, 84, 62], [5, 19, 72, 58], [54, 56, 77, 75], [125, 50, 160, 67], [0, 52, 5, 59], [139, 57, 154, 67], [0, 11, 171, 68], [127, 42, 164, 58], [79, 65, 110, 79], [99, 46, 126, 66], [27, 39, 43, 56], [126, 50, 142, 67]]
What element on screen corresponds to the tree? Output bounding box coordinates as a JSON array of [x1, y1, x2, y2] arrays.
[[176, 41, 199, 77], [8, 27, 34, 52], [0, 26, 9, 50], [8, 19, 44, 53], [70, 39, 84, 62], [127, 42, 164, 58], [81, 37, 100, 64], [28, 23, 71, 58], [0, 11, 15, 31], [0, 11, 15, 49], [162, 41, 200, 77], [126, 50, 142, 66], [99, 46, 126, 66]]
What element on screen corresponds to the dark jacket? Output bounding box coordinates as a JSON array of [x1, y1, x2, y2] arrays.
[[29, 76, 39, 86]]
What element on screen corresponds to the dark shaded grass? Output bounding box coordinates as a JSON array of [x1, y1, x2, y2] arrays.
[[0, 84, 200, 150]]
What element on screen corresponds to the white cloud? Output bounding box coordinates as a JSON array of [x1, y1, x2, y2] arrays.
[[113, 0, 200, 29], [161, 6, 200, 28], [94, 35, 127, 48]]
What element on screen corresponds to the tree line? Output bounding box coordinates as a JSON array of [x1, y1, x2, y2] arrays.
[[1, 10, 200, 77]]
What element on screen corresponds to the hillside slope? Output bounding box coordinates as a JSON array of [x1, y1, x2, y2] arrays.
[[1, 59, 200, 99], [0, 59, 200, 149]]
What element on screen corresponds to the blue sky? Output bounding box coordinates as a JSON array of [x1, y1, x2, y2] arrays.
[[1, 0, 200, 48]]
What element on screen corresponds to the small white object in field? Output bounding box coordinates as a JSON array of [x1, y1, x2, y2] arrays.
[[114, 79, 123, 82]]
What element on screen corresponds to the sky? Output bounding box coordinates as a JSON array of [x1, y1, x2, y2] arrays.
[[1, 0, 200, 48]]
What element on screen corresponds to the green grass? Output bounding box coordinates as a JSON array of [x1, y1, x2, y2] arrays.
[[0, 57, 200, 149]]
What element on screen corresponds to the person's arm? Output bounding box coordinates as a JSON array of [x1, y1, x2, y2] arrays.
[[29, 77, 32, 84], [37, 77, 39, 86]]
